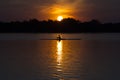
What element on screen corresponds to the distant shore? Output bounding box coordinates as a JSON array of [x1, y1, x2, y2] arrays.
[[0, 18, 120, 33]]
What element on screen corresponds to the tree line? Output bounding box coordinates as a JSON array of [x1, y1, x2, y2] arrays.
[[0, 18, 120, 33]]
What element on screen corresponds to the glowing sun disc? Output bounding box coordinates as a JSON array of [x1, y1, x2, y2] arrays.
[[57, 16, 63, 21]]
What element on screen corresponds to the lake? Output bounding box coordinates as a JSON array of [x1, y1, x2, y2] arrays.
[[0, 33, 120, 80]]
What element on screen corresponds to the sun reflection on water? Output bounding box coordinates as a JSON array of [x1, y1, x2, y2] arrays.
[[57, 41, 63, 65], [55, 40, 64, 80]]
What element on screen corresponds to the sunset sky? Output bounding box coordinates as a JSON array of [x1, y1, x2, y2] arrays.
[[0, 0, 120, 22]]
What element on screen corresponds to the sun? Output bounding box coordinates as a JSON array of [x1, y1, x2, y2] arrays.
[[57, 16, 63, 21]]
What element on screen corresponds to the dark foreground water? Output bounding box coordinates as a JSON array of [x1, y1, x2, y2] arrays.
[[0, 33, 120, 80]]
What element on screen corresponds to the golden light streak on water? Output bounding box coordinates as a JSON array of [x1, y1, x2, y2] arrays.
[[57, 41, 63, 66], [53, 40, 64, 80]]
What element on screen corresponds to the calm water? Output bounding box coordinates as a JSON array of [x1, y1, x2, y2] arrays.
[[0, 33, 120, 80]]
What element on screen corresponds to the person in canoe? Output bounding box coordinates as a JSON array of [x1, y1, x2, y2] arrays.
[[57, 35, 62, 41]]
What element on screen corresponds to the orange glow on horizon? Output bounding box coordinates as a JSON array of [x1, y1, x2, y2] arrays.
[[48, 5, 74, 20], [38, 1, 86, 21]]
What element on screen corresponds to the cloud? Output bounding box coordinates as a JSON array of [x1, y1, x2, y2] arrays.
[[0, 0, 120, 22]]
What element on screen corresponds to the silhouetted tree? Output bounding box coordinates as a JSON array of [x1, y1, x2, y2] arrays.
[[0, 18, 120, 33]]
